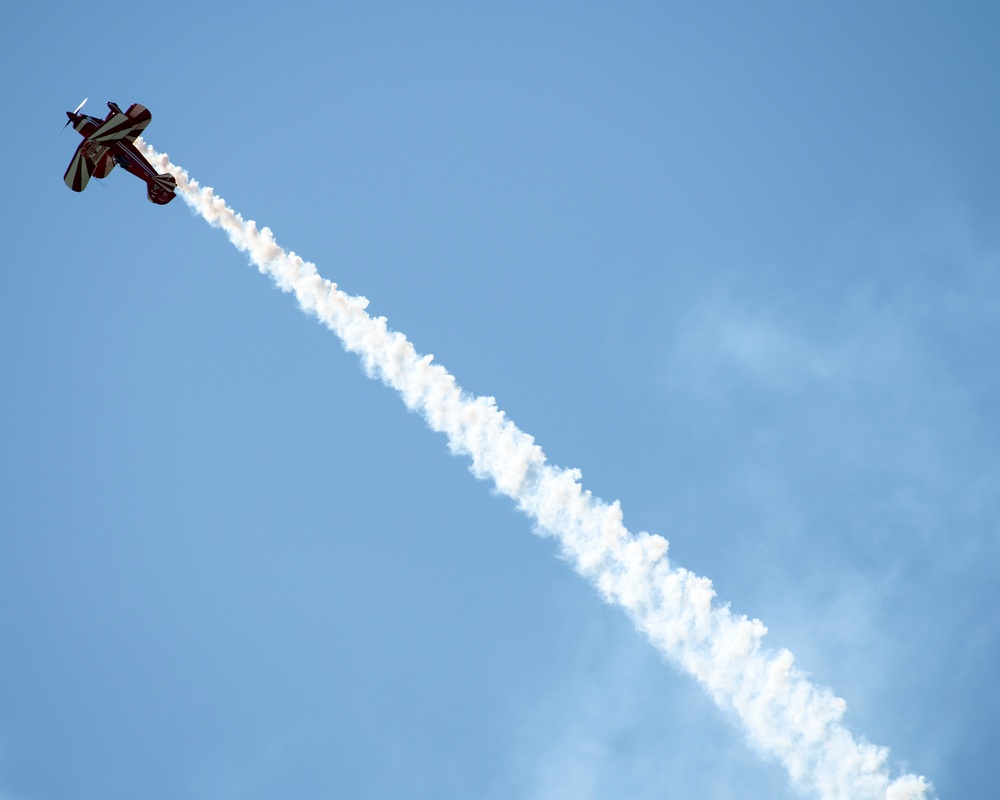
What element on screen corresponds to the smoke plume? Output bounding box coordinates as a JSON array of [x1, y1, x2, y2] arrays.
[[138, 141, 934, 800]]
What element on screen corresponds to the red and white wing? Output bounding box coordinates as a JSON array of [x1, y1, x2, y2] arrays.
[[64, 141, 113, 191], [87, 104, 152, 144], [86, 112, 133, 144], [120, 104, 152, 141], [93, 149, 116, 179], [63, 142, 93, 192]]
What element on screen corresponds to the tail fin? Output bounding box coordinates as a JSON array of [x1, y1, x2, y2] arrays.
[[147, 172, 177, 205]]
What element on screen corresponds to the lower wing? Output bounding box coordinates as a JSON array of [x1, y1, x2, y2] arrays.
[[63, 141, 112, 192]]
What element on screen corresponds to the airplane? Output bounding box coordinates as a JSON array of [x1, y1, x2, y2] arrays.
[[63, 99, 177, 205]]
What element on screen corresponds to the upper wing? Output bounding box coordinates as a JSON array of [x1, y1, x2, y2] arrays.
[[120, 104, 151, 142], [87, 104, 152, 144]]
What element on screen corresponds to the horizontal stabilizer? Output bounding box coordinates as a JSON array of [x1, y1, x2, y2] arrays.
[[146, 172, 177, 205]]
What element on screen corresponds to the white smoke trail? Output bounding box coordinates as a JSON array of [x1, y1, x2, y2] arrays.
[[139, 141, 934, 800]]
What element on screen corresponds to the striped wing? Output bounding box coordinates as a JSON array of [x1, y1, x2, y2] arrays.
[[93, 149, 116, 179], [64, 140, 114, 192], [88, 104, 152, 144], [120, 103, 152, 142], [63, 142, 93, 192]]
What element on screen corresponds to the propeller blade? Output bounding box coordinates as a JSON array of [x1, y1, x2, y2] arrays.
[[63, 97, 88, 129]]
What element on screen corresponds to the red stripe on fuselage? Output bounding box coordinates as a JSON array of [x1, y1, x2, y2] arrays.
[[110, 140, 158, 182]]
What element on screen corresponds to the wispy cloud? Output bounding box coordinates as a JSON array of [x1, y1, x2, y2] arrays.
[[500, 614, 794, 800], [655, 205, 1000, 795]]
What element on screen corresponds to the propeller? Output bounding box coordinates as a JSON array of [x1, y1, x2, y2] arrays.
[[63, 97, 88, 129]]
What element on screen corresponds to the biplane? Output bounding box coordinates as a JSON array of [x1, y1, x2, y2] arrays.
[[64, 99, 177, 205]]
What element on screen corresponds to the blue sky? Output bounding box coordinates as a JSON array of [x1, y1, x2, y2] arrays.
[[2, 2, 998, 798]]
